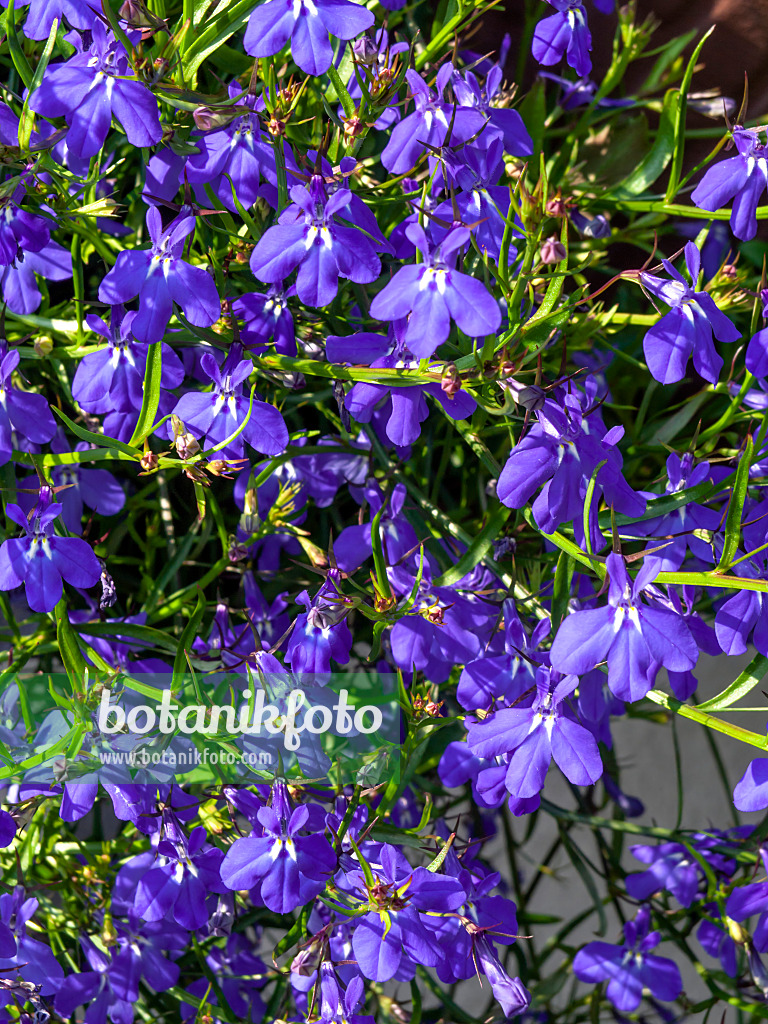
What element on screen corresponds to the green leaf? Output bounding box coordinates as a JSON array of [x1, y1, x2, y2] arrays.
[[5, 0, 34, 88], [434, 503, 512, 587], [172, 588, 207, 689], [53, 406, 139, 458], [18, 17, 59, 152], [129, 342, 163, 446], [611, 89, 679, 199], [716, 433, 754, 571], [54, 596, 87, 694], [558, 826, 607, 936], [665, 27, 716, 202], [180, 0, 256, 79], [694, 652, 768, 712], [551, 551, 575, 633]]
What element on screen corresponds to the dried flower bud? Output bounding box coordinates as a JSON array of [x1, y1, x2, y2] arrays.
[[540, 235, 566, 264], [119, 0, 152, 24], [343, 115, 365, 140], [140, 450, 158, 472], [441, 362, 461, 397], [720, 263, 738, 280], [545, 195, 568, 217], [267, 117, 286, 136], [175, 432, 200, 460]]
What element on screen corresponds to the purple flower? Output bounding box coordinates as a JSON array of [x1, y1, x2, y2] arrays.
[[0, 191, 51, 267], [0, 342, 56, 465], [220, 783, 337, 914], [243, 0, 374, 76], [725, 850, 768, 952], [369, 225, 501, 358], [0, 492, 102, 613], [29, 21, 162, 159], [698, 909, 739, 977], [466, 665, 602, 800], [746, 288, 768, 376], [284, 568, 353, 676], [452, 67, 534, 156], [626, 834, 740, 907], [640, 241, 740, 384], [331, 480, 419, 573], [233, 283, 296, 355], [0, 239, 72, 314], [186, 84, 280, 211], [0, 0, 99, 39], [573, 907, 682, 1012], [691, 127, 768, 241], [734, 758, 768, 812], [249, 176, 384, 308], [0, 888, 64, 996], [171, 343, 288, 458], [496, 384, 644, 540], [474, 936, 531, 1017], [73, 305, 185, 414], [549, 552, 698, 702], [99, 207, 220, 344], [328, 328, 476, 446], [132, 823, 227, 930], [341, 844, 466, 982], [381, 63, 486, 174], [532, 0, 593, 79]]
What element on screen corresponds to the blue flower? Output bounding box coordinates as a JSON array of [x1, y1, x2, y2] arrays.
[[532, 0, 593, 78], [99, 208, 221, 344], [692, 127, 768, 241], [0, 342, 57, 465], [549, 552, 698, 702], [369, 225, 501, 358], [29, 21, 162, 159], [171, 342, 289, 458], [573, 907, 682, 1013], [243, 0, 374, 76], [640, 241, 740, 384], [0, 490, 102, 614]]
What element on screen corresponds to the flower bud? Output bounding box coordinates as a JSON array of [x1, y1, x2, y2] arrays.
[[441, 362, 461, 397], [140, 450, 158, 472], [352, 34, 379, 64], [539, 235, 566, 264], [545, 195, 568, 217], [175, 431, 200, 460], [119, 0, 152, 25], [193, 105, 240, 132]]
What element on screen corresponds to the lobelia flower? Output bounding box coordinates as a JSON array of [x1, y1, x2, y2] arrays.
[[725, 849, 768, 952], [573, 907, 683, 1013], [243, 0, 374, 76], [745, 288, 768, 376], [691, 126, 768, 241], [99, 207, 221, 344], [249, 176, 385, 308], [18, 436, 125, 534], [0, 189, 52, 267], [0, 0, 99, 39], [314, 962, 375, 1024], [341, 844, 466, 982], [186, 83, 281, 211], [180, 934, 269, 1024], [549, 552, 699, 702], [496, 384, 645, 543], [697, 909, 739, 977], [626, 833, 741, 908], [220, 782, 337, 914], [72, 305, 185, 414], [466, 665, 603, 801], [381, 63, 486, 174], [345, 29, 410, 130], [640, 241, 740, 384], [0, 490, 102, 613], [369, 225, 501, 357], [0, 888, 64, 997], [532, 0, 593, 79], [132, 822, 227, 930], [233, 283, 296, 356], [0, 342, 57, 465], [0, 238, 73, 315], [434, 137, 524, 262], [171, 342, 289, 458], [29, 21, 162, 159], [733, 757, 768, 812], [451, 67, 534, 156], [331, 479, 420, 574], [284, 567, 353, 676], [327, 327, 477, 447]]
